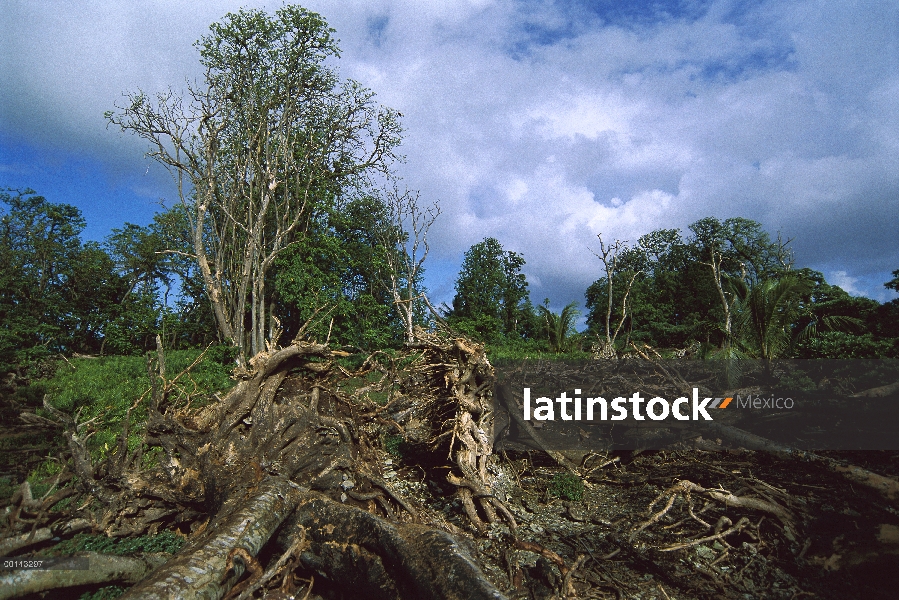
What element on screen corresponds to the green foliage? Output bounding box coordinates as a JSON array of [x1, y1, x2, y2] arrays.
[[80, 586, 125, 600], [0, 189, 89, 369], [26, 459, 64, 500], [274, 195, 404, 350], [582, 219, 864, 352], [549, 471, 584, 502], [730, 275, 811, 360], [51, 530, 185, 557], [0, 190, 213, 371], [41, 350, 232, 462], [537, 300, 581, 353], [383, 434, 406, 458], [449, 238, 531, 343], [109, 5, 404, 363], [870, 299, 899, 339], [794, 331, 898, 359], [885, 269, 899, 292], [585, 225, 720, 349]]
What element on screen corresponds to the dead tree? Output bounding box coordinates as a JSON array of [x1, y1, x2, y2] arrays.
[[1, 331, 510, 599], [591, 234, 641, 358], [378, 184, 441, 343]]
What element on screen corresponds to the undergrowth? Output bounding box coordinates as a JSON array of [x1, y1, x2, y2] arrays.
[[48, 530, 185, 557], [548, 471, 585, 502], [26, 349, 233, 484]]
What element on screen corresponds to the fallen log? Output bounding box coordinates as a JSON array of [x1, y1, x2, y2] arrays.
[[0, 552, 169, 600], [703, 421, 899, 501], [121, 477, 304, 599], [1, 333, 512, 598]]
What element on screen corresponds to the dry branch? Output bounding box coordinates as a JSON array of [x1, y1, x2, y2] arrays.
[[704, 421, 899, 501]]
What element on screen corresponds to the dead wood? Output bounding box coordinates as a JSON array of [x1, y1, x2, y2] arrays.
[[849, 380, 899, 398], [0, 518, 90, 556], [495, 383, 581, 474], [121, 477, 304, 599], [1, 332, 512, 598], [704, 421, 899, 501], [0, 552, 170, 600], [281, 493, 505, 599]]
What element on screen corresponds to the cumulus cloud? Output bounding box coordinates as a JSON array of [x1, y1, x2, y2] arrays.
[[1, 0, 897, 312]]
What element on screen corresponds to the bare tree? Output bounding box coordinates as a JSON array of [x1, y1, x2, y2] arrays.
[[591, 234, 642, 358], [107, 7, 403, 365], [378, 184, 440, 343]]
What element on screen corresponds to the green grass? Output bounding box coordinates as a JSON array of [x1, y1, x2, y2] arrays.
[[486, 337, 593, 361], [548, 471, 585, 502], [48, 530, 185, 557], [26, 349, 233, 479]]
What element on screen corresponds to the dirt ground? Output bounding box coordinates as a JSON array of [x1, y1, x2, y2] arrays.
[[415, 446, 899, 599], [3, 353, 899, 599]]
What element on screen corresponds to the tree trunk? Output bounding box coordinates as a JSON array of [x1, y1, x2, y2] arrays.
[[5, 332, 509, 599]]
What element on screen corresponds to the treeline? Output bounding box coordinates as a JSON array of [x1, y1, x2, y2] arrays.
[[0, 188, 417, 373], [443, 218, 899, 359], [3, 188, 897, 374], [2, 5, 897, 371]]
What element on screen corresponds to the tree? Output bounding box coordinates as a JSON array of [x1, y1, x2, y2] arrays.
[[536, 300, 580, 352], [886, 269, 899, 293], [588, 234, 643, 357], [107, 5, 403, 365], [689, 217, 793, 348], [274, 193, 408, 349], [449, 238, 530, 342], [730, 275, 810, 362], [0, 190, 88, 367], [377, 184, 440, 343]]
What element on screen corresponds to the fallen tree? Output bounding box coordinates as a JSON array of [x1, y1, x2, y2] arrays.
[[2, 329, 512, 598], [5, 338, 899, 598]]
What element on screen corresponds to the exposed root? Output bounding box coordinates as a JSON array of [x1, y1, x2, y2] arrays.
[[632, 478, 793, 548], [659, 517, 751, 552]]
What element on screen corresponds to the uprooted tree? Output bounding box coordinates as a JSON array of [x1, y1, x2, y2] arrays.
[[2, 329, 515, 598]]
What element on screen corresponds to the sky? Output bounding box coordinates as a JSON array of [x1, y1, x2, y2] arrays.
[[1, 0, 897, 318]]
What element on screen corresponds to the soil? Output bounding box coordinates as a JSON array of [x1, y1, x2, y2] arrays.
[[3, 352, 899, 599], [376, 438, 899, 599]]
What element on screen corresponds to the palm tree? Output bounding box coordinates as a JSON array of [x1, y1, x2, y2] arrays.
[[732, 276, 807, 361], [537, 300, 581, 353], [722, 274, 859, 383]]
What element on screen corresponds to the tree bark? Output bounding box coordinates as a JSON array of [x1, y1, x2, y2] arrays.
[[0, 552, 170, 600], [122, 477, 303, 599]]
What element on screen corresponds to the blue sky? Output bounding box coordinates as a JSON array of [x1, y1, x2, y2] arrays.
[[1, 0, 897, 315]]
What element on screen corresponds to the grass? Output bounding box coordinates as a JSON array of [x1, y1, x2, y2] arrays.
[[48, 530, 185, 557], [548, 471, 585, 502], [40, 350, 233, 464]]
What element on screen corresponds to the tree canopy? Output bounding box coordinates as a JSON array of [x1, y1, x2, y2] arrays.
[[107, 5, 403, 365], [448, 238, 532, 342]]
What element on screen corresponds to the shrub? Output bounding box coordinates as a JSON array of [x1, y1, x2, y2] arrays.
[[549, 471, 585, 502], [383, 433, 406, 458]]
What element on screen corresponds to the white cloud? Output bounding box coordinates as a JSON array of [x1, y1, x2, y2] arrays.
[[1, 0, 897, 310], [828, 271, 863, 296]]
